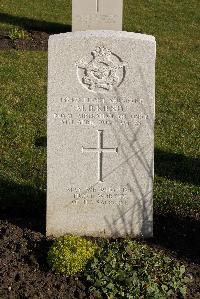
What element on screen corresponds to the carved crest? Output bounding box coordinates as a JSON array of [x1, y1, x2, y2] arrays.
[[76, 46, 126, 93]]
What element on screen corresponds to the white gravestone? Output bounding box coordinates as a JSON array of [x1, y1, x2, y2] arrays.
[[72, 0, 123, 31], [47, 31, 156, 238]]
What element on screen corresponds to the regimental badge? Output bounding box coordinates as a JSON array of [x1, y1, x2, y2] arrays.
[[76, 46, 126, 93]]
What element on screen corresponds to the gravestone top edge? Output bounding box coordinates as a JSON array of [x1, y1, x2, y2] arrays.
[[48, 31, 155, 43]]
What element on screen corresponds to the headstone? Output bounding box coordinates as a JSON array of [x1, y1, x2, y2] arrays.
[[47, 31, 156, 238], [72, 0, 123, 31]]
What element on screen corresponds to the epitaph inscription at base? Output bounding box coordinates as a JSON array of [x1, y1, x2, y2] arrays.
[[47, 31, 156, 238]]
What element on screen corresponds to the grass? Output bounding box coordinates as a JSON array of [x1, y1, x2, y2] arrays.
[[0, 0, 199, 297], [0, 51, 46, 184], [0, 0, 71, 32], [0, 51, 47, 217]]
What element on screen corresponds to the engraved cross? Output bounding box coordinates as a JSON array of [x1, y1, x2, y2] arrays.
[[96, 0, 100, 13], [82, 130, 118, 182]]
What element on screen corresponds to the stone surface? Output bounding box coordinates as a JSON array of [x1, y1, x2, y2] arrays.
[[47, 31, 156, 238], [72, 0, 123, 31]]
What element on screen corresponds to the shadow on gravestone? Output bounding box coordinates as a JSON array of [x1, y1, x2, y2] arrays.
[[92, 85, 154, 238], [0, 12, 71, 34]]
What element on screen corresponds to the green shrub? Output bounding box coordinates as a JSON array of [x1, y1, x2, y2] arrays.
[[85, 239, 191, 299], [47, 235, 97, 276], [8, 27, 29, 40]]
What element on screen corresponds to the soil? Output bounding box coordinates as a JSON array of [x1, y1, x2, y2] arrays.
[[0, 215, 199, 299], [0, 221, 97, 299], [0, 29, 49, 51], [0, 29, 200, 298]]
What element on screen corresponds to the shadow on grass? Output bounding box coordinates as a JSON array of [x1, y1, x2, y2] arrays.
[[153, 213, 200, 264], [0, 177, 46, 233], [0, 176, 199, 263], [0, 12, 71, 33], [35, 136, 47, 147], [155, 148, 200, 186]]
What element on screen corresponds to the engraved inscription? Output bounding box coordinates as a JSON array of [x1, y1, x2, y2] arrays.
[[82, 130, 118, 182], [76, 46, 126, 93], [71, 199, 128, 206], [96, 0, 99, 13], [60, 96, 144, 104], [53, 96, 149, 127], [65, 185, 131, 206], [75, 14, 120, 25]]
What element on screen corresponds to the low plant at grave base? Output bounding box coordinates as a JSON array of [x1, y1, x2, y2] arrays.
[[85, 240, 191, 299], [8, 27, 29, 40], [47, 235, 97, 276]]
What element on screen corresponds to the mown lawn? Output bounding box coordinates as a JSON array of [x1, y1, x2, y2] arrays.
[[0, 0, 71, 32], [0, 0, 199, 297]]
